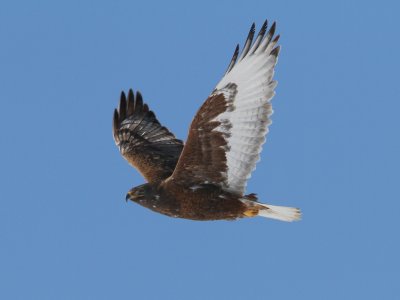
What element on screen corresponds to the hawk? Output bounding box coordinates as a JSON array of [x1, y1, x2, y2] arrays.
[[113, 20, 301, 221]]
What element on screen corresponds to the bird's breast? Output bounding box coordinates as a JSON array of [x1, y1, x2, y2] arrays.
[[148, 183, 246, 221]]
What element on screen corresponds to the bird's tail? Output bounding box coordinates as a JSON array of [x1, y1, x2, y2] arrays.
[[256, 203, 301, 222], [241, 195, 301, 222]]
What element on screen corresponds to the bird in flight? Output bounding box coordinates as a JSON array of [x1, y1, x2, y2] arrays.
[[113, 20, 301, 221]]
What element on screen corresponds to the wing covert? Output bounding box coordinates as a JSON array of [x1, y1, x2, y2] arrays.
[[168, 84, 237, 186]]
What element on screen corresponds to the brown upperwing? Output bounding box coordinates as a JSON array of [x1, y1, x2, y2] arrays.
[[113, 89, 184, 183], [168, 84, 237, 187]]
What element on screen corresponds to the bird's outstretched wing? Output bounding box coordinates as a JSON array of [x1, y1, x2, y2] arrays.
[[113, 90, 184, 183], [169, 20, 280, 195]]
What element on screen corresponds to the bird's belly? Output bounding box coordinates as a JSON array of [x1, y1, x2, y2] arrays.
[[153, 190, 246, 221]]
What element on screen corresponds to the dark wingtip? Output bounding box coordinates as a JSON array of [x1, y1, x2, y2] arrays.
[[249, 19, 269, 55], [258, 20, 278, 52], [113, 108, 119, 142], [128, 89, 134, 101], [269, 21, 276, 37], [225, 44, 240, 74], [250, 22, 256, 34], [259, 19, 268, 36], [127, 89, 135, 116], [135, 91, 143, 113], [271, 45, 281, 57], [238, 22, 256, 61], [119, 91, 127, 120], [233, 44, 240, 62]]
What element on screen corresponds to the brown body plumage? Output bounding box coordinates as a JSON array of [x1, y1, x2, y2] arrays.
[[113, 21, 301, 222], [128, 182, 260, 221]]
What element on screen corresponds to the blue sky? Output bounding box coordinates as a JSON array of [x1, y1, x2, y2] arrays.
[[1, 0, 399, 299]]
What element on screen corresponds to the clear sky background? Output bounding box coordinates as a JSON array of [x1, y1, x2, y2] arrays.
[[1, 0, 399, 299]]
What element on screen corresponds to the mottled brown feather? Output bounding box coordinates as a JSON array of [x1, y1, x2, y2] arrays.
[[113, 89, 184, 183], [169, 84, 237, 187]]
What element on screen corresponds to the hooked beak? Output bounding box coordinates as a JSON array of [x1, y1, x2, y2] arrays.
[[126, 189, 143, 202]]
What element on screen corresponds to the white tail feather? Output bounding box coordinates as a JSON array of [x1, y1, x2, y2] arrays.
[[257, 203, 301, 222]]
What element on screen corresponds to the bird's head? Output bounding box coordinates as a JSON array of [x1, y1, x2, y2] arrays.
[[126, 183, 155, 204]]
